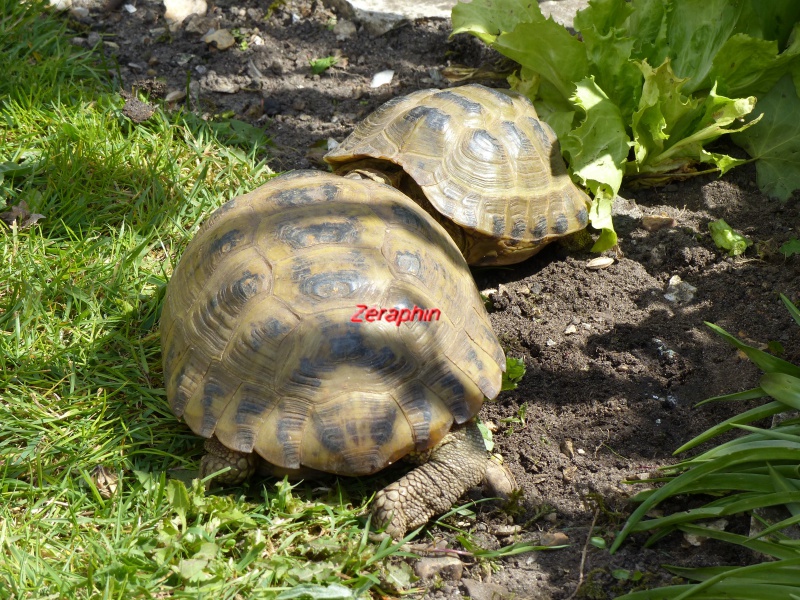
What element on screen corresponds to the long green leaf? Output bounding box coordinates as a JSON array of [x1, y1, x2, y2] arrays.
[[761, 372, 800, 409], [706, 322, 800, 378], [782, 294, 800, 326], [677, 525, 800, 560], [673, 400, 784, 454], [612, 445, 800, 552]]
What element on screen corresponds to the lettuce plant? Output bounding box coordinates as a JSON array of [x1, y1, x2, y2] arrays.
[[452, 0, 800, 251]]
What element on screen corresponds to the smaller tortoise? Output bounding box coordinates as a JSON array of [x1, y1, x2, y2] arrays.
[[161, 170, 510, 539], [324, 83, 592, 266]]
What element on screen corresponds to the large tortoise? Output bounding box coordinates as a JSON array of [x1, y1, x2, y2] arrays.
[[324, 84, 592, 266], [161, 170, 507, 539]]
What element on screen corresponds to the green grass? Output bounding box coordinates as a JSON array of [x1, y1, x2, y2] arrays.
[[0, 2, 432, 597], [613, 294, 800, 599]]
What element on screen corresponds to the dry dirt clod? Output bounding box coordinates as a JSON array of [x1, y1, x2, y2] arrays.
[[560, 439, 575, 459], [414, 556, 463, 581], [462, 578, 512, 600]]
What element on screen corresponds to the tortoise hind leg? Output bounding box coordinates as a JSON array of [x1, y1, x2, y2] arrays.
[[200, 437, 257, 485], [371, 420, 489, 539]]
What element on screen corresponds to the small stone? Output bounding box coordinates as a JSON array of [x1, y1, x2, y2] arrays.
[[664, 275, 697, 304], [69, 6, 89, 18], [490, 524, 521, 537], [201, 29, 236, 51], [414, 556, 463, 581], [370, 69, 394, 88], [462, 579, 512, 600], [576, 448, 586, 455], [86, 32, 101, 47], [641, 215, 676, 231], [564, 324, 577, 335], [164, 0, 208, 30], [539, 531, 569, 546], [546, 339, 556, 347], [165, 90, 186, 102]]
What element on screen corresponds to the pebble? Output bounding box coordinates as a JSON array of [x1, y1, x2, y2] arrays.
[[370, 69, 394, 88], [663, 275, 697, 303], [563, 324, 577, 335], [539, 531, 569, 546], [87, 32, 101, 47], [164, 0, 207, 30], [202, 29, 236, 51], [70, 6, 89, 18], [414, 556, 463, 581], [165, 90, 187, 103], [641, 215, 676, 231]]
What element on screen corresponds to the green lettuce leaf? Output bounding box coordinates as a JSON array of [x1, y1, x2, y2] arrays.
[[629, 60, 698, 172], [451, 0, 544, 44], [709, 26, 800, 98], [631, 60, 757, 177], [494, 19, 588, 102], [665, 0, 745, 93], [736, 0, 800, 50], [562, 77, 629, 251], [574, 0, 642, 123], [732, 74, 800, 200], [626, 0, 668, 67]]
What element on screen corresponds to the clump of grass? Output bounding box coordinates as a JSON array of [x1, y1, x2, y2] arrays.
[[612, 293, 800, 599], [0, 2, 428, 597]]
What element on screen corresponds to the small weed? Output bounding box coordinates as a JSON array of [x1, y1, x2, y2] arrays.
[[501, 402, 528, 435], [309, 56, 338, 75]]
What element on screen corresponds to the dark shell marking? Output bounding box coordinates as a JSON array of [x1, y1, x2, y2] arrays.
[[161, 170, 505, 476]]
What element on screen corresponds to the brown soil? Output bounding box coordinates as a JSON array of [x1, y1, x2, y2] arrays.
[[79, 0, 800, 597]]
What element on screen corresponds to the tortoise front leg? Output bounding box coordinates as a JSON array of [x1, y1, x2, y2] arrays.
[[200, 437, 257, 485], [371, 420, 488, 539]]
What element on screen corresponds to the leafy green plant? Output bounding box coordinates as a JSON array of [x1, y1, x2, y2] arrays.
[[611, 293, 800, 599], [781, 239, 800, 258], [452, 0, 800, 251], [708, 218, 752, 256], [501, 356, 526, 391], [310, 56, 338, 75]]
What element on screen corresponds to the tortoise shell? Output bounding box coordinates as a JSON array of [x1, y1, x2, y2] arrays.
[[324, 84, 592, 266], [160, 170, 505, 477]]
